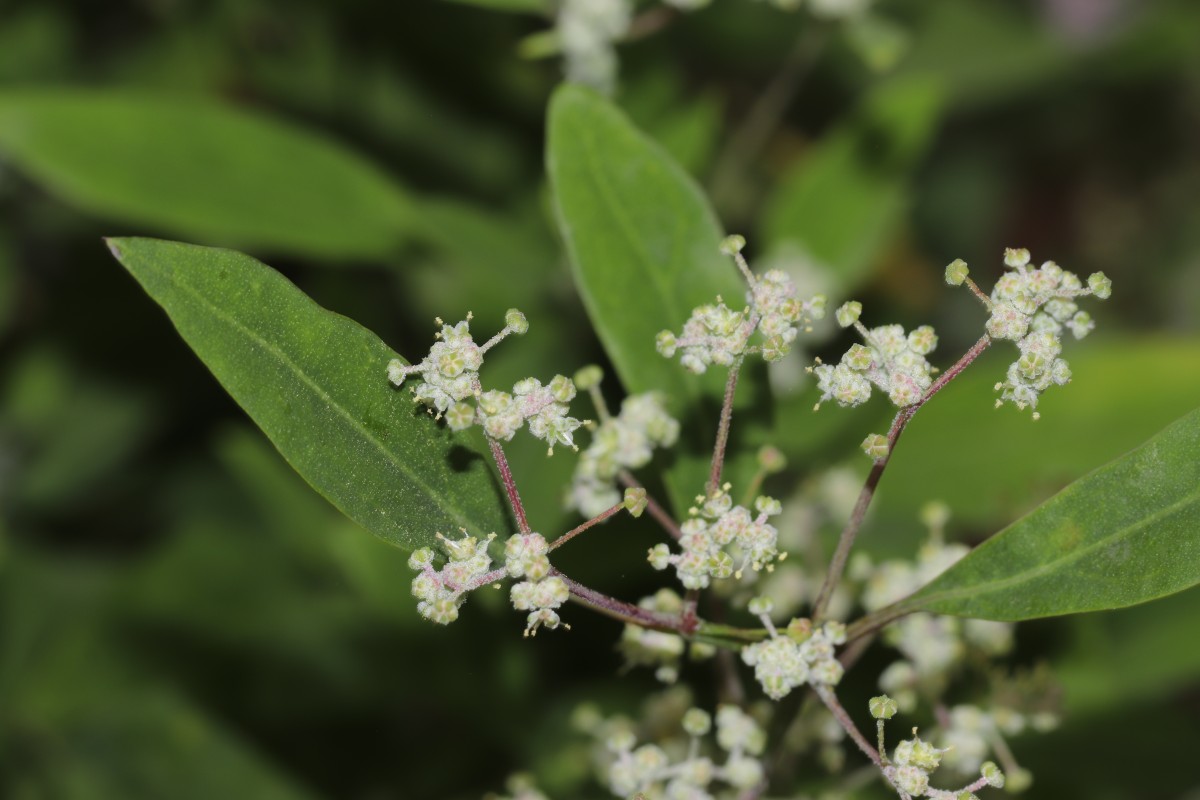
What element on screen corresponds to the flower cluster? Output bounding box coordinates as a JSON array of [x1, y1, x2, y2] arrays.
[[871, 697, 1007, 799], [476, 375, 584, 454], [505, 533, 571, 636], [648, 487, 784, 589], [657, 236, 827, 374], [938, 704, 1045, 785], [409, 531, 497, 625], [604, 704, 767, 798], [812, 302, 939, 410], [948, 248, 1111, 417], [556, 0, 631, 93], [740, 608, 846, 701], [388, 311, 585, 453], [619, 589, 716, 683], [567, 387, 680, 517]]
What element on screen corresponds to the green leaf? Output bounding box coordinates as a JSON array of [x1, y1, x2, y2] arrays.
[[894, 408, 1200, 621], [547, 84, 768, 511], [759, 76, 942, 290], [0, 90, 413, 259], [106, 237, 509, 550]]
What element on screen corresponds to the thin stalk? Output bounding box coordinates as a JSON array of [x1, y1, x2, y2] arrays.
[[708, 358, 743, 495], [815, 686, 884, 769], [554, 570, 683, 632], [619, 470, 682, 540], [488, 436, 531, 534], [812, 334, 992, 621], [549, 502, 623, 552]]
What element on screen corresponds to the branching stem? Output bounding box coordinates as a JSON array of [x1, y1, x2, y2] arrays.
[[812, 334, 992, 621], [487, 436, 531, 534], [708, 358, 743, 495], [549, 501, 623, 551]]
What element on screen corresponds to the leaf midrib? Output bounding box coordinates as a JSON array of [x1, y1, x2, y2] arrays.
[[151, 252, 481, 534]]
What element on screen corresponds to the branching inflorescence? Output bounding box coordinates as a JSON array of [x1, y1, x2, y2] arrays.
[[390, 240, 1109, 798]]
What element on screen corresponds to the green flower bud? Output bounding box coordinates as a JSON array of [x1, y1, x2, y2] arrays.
[[1087, 271, 1112, 299], [504, 308, 529, 334], [861, 433, 888, 460], [869, 695, 898, 720], [945, 258, 970, 286], [757, 445, 786, 473], [835, 301, 863, 328], [682, 708, 712, 737], [445, 401, 475, 431], [623, 487, 648, 518], [573, 364, 603, 390], [549, 374, 576, 403], [981, 761, 1005, 788], [719, 234, 747, 255]]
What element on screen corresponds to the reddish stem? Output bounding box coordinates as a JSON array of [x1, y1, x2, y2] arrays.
[[549, 502, 623, 552], [553, 569, 683, 632], [488, 437, 531, 534], [708, 358, 743, 495], [812, 335, 992, 621]]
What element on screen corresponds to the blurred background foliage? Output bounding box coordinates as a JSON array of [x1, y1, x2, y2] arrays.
[[0, 0, 1198, 798]]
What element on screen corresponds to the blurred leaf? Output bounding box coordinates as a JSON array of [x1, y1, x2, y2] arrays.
[[1, 347, 156, 511], [873, 339, 1200, 539], [622, 69, 724, 178], [893, 408, 1200, 621], [1055, 588, 1200, 717], [547, 84, 769, 511], [760, 76, 942, 291], [107, 237, 509, 550], [0, 228, 13, 336], [0, 7, 70, 83], [0, 90, 413, 259]]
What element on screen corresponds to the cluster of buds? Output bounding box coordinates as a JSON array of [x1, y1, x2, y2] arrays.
[[812, 302, 939, 410], [604, 705, 767, 798], [505, 533, 571, 636], [870, 696, 1007, 799], [947, 248, 1110, 417], [619, 589, 715, 683], [409, 531, 497, 625], [388, 311, 585, 452], [741, 600, 846, 700], [656, 236, 826, 373], [567, 371, 680, 517], [648, 486, 783, 589]]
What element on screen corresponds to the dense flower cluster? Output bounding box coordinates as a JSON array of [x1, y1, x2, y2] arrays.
[[505, 533, 571, 635], [949, 248, 1111, 417], [388, 311, 585, 452], [408, 532, 496, 625], [567, 390, 680, 517], [812, 302, 939, 410], [604, 704, 767, 798], [740, 609, 846, 700], [657, 236, 827, 373], [648, 487, 783, 589]]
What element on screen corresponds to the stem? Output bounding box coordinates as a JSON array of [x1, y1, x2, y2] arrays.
[[815, 686, 884, 769], [488, 436, 531, 534], [708, 358, 743, 495], [549, 502, 623, 552], [812, 335, 992, 621], [553, 570, 684, 632], [708, 24, 828, 211], [618, 470, 682, 540]]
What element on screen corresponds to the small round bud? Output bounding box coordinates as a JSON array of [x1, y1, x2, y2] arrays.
[[655, 330, 677, 357], [1006, 767, 1032, 793], [754, 496, 782, 516], [919, 500, 951, 531], [861, 433, 888, 460], [981, 761, 1005, 788], [549, 374, 576, 403], [606, 729, 636, 752], [719, 234, 747, 255], [504, 308, 529, 334], [785, 617, 813, 642], [648, 543, 672, 570], [1087, 271, 1112, 299], [835, 301, 863, 328], [748, 595, 774, 615], [445, 401, 475, 431], [757, 445, 786, 473], [623, 487, 648, 517], [573, 364, 603, 390], [869, 695, 898, 720], [945, 258, 970, 286], [682, 708, 712, 737], [957, 792, 980, 800], [1004, 247, 1031, 268]]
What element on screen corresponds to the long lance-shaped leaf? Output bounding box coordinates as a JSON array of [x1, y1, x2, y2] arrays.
[[547, 84, 773, 513], [107, 237, 509, 550], [0, 90, 413, 259], [879, 408, 1200, 623]]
